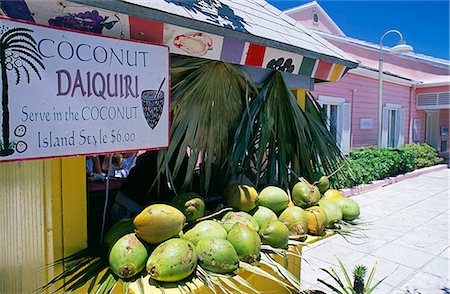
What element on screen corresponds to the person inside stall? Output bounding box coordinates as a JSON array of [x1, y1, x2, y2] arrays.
[[86, 155, 106, 182], [110, 150, 184, 223], [102, 152, 139, 179]]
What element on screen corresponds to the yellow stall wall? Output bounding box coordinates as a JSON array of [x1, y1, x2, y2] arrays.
[[0, 157, 87, 293]]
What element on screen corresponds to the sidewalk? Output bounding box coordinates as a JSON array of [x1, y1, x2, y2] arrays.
[[301, 168, 450, 293]]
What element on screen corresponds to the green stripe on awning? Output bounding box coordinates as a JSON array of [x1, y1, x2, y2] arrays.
[[298, 57, 316, 76]]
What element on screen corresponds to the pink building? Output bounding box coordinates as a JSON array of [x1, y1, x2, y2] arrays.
[[285, 1, 450, 156]]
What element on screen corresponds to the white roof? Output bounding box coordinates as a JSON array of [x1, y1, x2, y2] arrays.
[[118, 0, 358, 66]]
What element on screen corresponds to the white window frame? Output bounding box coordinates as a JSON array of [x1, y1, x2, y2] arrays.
[[318, 95, 351, 154], [381, 103, 405, 148]]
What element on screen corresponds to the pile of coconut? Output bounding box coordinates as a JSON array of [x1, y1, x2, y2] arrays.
[[105, 178, 360, 283]]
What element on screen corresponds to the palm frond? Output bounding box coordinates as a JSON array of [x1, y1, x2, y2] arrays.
[[259, 252, 303, 292], [5, 38, 38, 50], [304, 93, 349, 179], [0, 27, 34, 43], [238, 261, 294, 291], [14, 66, 20, 84], [1, 31, 35, 46], [19, 55, 42, 79], [36, 247, 108, 293], [10, 46, 45, 67], [157, 55, 256, 194], [230, 71, 346, 190]]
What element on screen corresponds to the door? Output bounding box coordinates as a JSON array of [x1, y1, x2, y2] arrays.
[[425, 111, 439, 149]]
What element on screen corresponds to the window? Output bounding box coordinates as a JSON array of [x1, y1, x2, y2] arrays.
[[381, 103, 405, 148], [318, 96, 351, 154], [312, 12, 319, 24]]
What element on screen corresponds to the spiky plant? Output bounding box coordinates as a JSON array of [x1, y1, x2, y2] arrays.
[[230, 71, 346, 191], [353, 265, 367, 294], [0, 26, 44, 156], [317, 256, 387, 294], [156, 55, 256, 194]]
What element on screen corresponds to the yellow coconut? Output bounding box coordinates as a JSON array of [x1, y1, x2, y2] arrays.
[[323, 189, 346, 202], [133, 204, 185, 244], [223, 183, 259, 212], [305, 206, 327, 236]]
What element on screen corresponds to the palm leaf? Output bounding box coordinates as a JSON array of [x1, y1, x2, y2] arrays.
[[2, 31, 36, 46], [10, 46, 45, 68], [5, 38, 38, 50], [14, 66, 20, 84], [238, 261, 294, 291], [259, 252, 303, 292], [217, 276, 243, 293], [156, 56, 256, 194], [230, 71, 346, 190], [37, 247, 107, 293], [0, 27, 34, 43], [19, 55, 42, 79], [231, 275, 259, 293]]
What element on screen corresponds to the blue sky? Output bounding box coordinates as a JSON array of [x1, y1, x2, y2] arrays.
[[268, 1, 450, 60]]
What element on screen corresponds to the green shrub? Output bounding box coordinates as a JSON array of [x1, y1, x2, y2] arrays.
[[399, 143, 444, 169], [331, 143, 442, 189]]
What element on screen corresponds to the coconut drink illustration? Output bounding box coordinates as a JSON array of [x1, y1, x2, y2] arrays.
[[141, 79, 165, 129]]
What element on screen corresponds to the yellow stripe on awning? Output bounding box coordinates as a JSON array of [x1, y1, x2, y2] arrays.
[[329, 64, 346, 82]]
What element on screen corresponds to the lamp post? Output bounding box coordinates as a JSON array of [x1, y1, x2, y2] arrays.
[[377, 29, 413, 148]]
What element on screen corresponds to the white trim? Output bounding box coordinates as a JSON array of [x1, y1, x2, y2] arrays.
[[416, 105, 450, 110], [318, 95, 345, 104], [416, 81, 450, 88], [314, 30, 450, 69], [349, 67, 416, 86], [382, 106, 405, 147], [385, 103, 402, 110], [283, 1, 346, 37]]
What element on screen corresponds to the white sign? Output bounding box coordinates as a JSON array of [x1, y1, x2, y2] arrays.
[[0, 17, 169, 162], [360, 118, 373, 130]]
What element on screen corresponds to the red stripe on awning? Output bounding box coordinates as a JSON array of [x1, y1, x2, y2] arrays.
[[129, 16, 164, 44], [314, 60, 333, 80], [245, 43, 266, 67]]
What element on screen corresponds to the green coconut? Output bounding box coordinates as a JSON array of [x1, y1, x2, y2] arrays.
[[221, 211, 259, 232], [103, 218, 134, 249], [291, 181, 321, 208], [257, 186, 290, 213], [146, 238, 197, 282], [278, 206, 308, 240], [335, 197, 360, 221], [223, 183, 259, 212], [318, 198, 343, 228], [108, 233, 148, 279], [183, 220, 227, 245], [196, 238, 239, 274], [259, 220, 289, 249], [227, 223, 261, 263], [251, 206, 277, 229], [172, 192, 206, 222], [305, 206, 328, 236], [316, 176, 330, 194]]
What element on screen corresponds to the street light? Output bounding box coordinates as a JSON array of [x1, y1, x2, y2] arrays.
[[377, 30, 413, 148]]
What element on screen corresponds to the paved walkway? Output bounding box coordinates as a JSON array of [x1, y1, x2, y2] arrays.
[[301, 168, 450, 293]]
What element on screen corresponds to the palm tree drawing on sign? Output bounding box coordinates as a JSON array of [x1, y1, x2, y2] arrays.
[[0, 26, 44, 156]]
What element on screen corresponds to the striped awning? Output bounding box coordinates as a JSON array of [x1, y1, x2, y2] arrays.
[[1, 0, 357, 82]]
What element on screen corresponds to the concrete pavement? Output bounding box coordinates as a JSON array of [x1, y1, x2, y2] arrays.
[[301, 168, 450, 293]]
